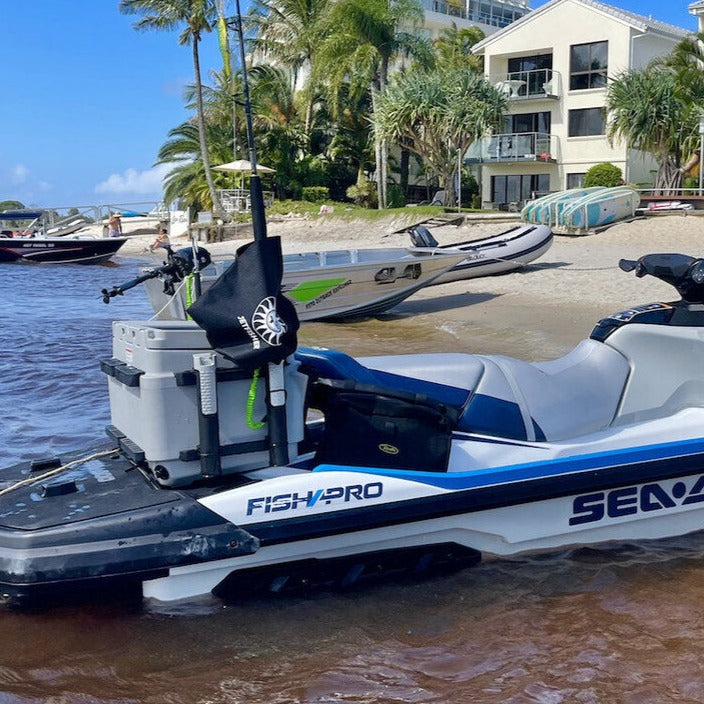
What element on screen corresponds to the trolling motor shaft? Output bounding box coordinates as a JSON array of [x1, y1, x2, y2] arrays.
[[101, 246, 212, 303]]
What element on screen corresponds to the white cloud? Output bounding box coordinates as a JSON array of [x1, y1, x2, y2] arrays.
[[11, 164, 29, 184], [94, 164, 173, 196]]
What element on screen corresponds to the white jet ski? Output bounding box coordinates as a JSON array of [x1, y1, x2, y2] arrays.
[[2, 251, 704, 607]]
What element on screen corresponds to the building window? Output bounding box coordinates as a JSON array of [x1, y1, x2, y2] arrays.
[[570, 41, 607, 90], [568, 108, 605, 137], [507, 54, 553, 96], [567, 173, 586, 189], [492, 174, 550, 205], [504, 112, 551, 134]]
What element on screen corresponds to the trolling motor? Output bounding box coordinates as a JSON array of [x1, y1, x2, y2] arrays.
[[101, 246, 212, 304]]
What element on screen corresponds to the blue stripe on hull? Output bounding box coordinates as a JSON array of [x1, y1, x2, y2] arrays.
[[246, 442, 704, 545], [314, 436, 704, 490]]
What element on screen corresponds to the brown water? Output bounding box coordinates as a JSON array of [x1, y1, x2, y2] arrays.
[[2, 265, 704, 703]]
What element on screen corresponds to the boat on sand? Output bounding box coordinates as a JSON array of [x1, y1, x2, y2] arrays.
[[126, 222, 552, 322]]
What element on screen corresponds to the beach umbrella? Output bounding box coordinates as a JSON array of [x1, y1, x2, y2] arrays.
[[213, 159, 275, 173]]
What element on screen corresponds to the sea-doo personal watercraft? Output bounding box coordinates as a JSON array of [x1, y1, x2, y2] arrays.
[[1, 10, 702, 608], [1, 251, 704, 606]]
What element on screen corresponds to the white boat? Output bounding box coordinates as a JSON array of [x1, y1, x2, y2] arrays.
[[130, 223, 552, 322], [407, 223, 553, 284], [555, 186, 640, 234], [2, 10, 704, 607], [115, 245, 468, 322]]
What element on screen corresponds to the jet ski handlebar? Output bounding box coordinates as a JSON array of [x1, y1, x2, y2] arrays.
[[619, 253, 704, 303], [101, 246, 212, 303]]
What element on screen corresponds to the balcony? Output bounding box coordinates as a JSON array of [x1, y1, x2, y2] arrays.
[[216, 188, 274, 213], [420, 0, 529, 29], [466, 132, 559, 164], [492, 69, 560, 101]]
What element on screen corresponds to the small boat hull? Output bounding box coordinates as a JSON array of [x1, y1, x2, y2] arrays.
[[423, 224, 553, 285], [144, 249, 467, 322], [0, 236, 127, 264]]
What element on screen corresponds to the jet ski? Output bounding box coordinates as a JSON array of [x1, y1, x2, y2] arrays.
[[2, 251, 704, 607], [2, 17, 703, 608]]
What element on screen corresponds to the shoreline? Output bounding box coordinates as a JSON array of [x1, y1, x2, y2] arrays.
[[118, 213, 704, 360]]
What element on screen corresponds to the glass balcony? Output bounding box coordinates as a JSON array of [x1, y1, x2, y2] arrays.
[[492, 69, 560, 100], [420, 0, 529, 29], [465, 133, 559, 164]]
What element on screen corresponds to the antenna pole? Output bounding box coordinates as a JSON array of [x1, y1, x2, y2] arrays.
[[233, 0, 267, 243], [231, 1, 290, 467]]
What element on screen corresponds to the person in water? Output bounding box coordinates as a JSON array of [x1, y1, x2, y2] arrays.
[[107, 213, 122, 238]]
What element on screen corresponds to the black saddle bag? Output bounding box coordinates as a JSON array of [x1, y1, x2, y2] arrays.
[[310, 379, 458, 472]]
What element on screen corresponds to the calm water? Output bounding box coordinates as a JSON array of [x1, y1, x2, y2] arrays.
[[1, 258, 704, 703]]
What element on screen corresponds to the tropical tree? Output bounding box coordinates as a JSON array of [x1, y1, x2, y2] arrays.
[[374, 66, 507, 206], [119, 0, 226, 219], [606, 67, 699, 192], [249, 0, 329, 143], [155, 120, 234, 209], [652, 33, 704, 174], [431, 23, 484, 72], [315, 0, 431, 208]]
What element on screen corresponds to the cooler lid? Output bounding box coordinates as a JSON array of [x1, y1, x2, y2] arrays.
[[113, 320, 212, 350]]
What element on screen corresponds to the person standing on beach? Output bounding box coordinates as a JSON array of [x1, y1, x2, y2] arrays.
[[108, 213, 122, 238]]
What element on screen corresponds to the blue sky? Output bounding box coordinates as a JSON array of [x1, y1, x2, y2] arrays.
[[0, 0, 698, 209]]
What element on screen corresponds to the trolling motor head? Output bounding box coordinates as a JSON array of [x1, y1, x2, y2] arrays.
[[101, 246, 212, 303], [619, 253, 704, 303]]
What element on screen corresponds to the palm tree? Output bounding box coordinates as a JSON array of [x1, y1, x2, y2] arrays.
[[119, 0, 226, 219], [156, 120, 234, 209], [432, 23, 485, 72], [606, 67, 698, 193], [249, 0, 329, 144], [315, 0, 430, 208], [374, 66, 506, 206]]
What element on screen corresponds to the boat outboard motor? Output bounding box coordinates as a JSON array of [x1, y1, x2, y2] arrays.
[[409, 226, 439, 248], [100, 246, 212, 303]]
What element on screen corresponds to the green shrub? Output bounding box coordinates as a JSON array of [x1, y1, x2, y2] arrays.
[[387, 184, 406, 208], [584, 163, 623, 188], [346, 179, 378, 209], [301, 186, 330, 203]]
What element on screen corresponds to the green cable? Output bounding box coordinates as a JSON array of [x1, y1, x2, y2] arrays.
[[184, 274, 194, 320], [247, 368, 266, 430]]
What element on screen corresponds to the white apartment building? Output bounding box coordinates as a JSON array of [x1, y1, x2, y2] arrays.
[[468, 0, 690, 209]]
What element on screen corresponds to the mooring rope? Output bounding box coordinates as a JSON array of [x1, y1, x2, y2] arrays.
[[0, 448, 118, 498]]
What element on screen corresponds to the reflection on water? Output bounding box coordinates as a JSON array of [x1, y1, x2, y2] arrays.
[[1, 258, 703, 703]]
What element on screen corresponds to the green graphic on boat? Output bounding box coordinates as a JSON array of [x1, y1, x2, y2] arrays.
[[287, 278, 350, 303]]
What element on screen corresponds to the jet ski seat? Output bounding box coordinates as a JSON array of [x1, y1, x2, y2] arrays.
[[361, 340, 631, 442], [297, 341, 630, 443]]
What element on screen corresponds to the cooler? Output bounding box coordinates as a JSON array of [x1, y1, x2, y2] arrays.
[[100, 320, 307, 487]]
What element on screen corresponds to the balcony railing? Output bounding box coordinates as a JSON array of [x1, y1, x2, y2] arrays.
[[492, 69, 560, 100], [420, 0, 528, 28], [466, 132, 559, 164], [217, 188, 274, 213]]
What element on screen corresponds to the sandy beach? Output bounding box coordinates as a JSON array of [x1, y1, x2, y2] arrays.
[[121, 212, 704, 361]]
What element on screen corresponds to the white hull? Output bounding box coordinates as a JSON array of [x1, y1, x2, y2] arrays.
[[146, 248, 466, 321], [144, 225, 551, 321]]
